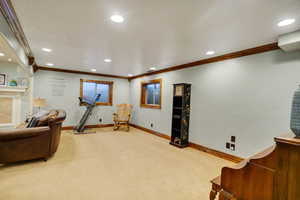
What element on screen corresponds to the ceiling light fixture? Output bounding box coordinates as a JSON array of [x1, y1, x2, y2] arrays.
[[46, 63, 54, 66], [42, 48, 52, 52], [8, 58, 12, 62], [149, 67, 156, 71], [91, 69, 97, 72], [104, 59, 112, 63], [278, 18, 295, 27], [0, 52, 5, 56], [128, 74, 133, 77], [110, 15, 124, 23], [206, 51, 215, 55]]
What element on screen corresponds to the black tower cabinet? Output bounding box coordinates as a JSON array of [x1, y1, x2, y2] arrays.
[[170, 83, 191, 148]]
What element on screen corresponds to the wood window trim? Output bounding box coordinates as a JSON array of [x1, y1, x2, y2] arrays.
[[140, 79, 162, 109], [80, 79, 113, 106]]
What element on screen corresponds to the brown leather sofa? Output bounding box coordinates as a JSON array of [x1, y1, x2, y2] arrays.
[[0, 110, 66, 163]]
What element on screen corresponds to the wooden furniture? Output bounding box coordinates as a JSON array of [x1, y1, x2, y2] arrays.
[[210, 133, 300, 200], [113, 104, 133, 131], [170, 83, 191, 148]]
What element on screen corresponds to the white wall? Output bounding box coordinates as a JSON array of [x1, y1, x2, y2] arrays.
[[129, 49, 300, 158], [33, 70, 130, 126], [0, 61, 31, 121]]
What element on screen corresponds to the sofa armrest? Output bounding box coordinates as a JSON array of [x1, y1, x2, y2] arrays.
[[0, 127, 50, 142]]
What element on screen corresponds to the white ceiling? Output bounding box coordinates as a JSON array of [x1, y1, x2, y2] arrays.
[[12, 0, 300, 76], [0, 34, 19, 64]]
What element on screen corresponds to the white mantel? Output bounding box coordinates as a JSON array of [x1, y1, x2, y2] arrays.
[[0, 86, 28, 94]]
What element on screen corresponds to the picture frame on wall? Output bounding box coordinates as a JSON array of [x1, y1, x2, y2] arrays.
[[0, 73, 6, 86]]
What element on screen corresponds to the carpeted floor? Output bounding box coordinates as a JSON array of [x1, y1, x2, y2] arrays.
[[0, 127, 233, 200]]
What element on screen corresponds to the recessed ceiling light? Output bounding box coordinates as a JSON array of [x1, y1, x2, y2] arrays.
[[110, 15, 124, 23], [8, 58, 12, 62], [278, 19, 295, 27], [91, 69, 97, 72], [46, 63, 54, 66], [0, 52, 5, 56], [128, 74, 133, 77], [42, 48, 52, 52], [149, 67, 156, 71], [104, 59, 112, 63], [206, 51, 215, 55]]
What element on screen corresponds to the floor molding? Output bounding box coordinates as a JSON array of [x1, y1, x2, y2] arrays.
[[130, 123, 243, 163], [62, 124, 114, 130], [130, 123, 171, 140]]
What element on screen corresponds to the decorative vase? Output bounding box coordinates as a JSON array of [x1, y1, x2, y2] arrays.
[[290, 86, 300, 137], [9, 80, 18, 87]]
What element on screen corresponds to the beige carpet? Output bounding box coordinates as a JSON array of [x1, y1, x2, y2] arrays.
[[0, 127, 233, 200]]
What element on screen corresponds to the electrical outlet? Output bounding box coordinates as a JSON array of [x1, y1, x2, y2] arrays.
[[226, 142, 230, 149], [150, 123, 153, 128], [99, 118, 102, 123], [230, 144, 235, 151], [231, 136, 236, 143]]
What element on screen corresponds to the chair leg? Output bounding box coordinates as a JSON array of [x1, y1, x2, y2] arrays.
[[113, 121, 118, 131]]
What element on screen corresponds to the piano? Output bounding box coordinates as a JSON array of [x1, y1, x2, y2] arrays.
[[210, 133, 300, 200]]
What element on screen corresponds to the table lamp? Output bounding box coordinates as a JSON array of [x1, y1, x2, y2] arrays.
[[33, 98, 47, 111]]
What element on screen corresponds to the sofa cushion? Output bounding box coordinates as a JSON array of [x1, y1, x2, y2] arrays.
[[26, 117, 39, 128], [36, 110, 58, 126]]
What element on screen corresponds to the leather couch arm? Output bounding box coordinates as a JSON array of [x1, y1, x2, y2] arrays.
[[0, 127, 50, 142]]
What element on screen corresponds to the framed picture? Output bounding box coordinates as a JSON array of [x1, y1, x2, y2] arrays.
[[0, 74, 6, 86]]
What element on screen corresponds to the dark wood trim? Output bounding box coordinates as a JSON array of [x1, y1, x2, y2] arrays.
[[140, 78, 162, 109], [62, 124, 114, 130], [80, 79, 113, 106], [128, 43, 279, 80], [38, 66, 128, 79], [38, 43, 278, 80], [188, 142, 243, 163], [32, 64, 38, 73], [0, 0, 33, 59], [130, 123, 244, 163], [130, 123, 171, 140]]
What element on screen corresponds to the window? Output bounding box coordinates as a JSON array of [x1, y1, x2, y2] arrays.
[[140, 79, 162, 109], [80, 79, 113, 106]]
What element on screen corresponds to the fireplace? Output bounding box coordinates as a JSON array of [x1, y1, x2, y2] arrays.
[[0, 87, 25, 128]]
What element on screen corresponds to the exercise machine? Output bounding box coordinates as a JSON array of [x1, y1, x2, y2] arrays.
[[74, 94, 101, 134]]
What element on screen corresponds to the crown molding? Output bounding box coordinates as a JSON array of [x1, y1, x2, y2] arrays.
[[0, 0, 33, 60], [128, 43, 279, 80], [37, 66, 129, 79]]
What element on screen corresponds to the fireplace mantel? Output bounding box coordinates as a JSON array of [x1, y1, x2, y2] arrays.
[[0, 86, 28, 94]]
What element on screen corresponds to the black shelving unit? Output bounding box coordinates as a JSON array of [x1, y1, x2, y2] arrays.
[[170, 83, 191, 148]]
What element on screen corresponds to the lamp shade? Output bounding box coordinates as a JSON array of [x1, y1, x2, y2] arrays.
[[33, 98, 47, 108]]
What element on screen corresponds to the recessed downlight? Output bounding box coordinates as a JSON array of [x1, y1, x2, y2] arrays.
[[8, 58, 12, 62], [149, 67, 156, 71], [206, 51, 215, 55], [278, 19, 295, 27], [46, 63, 54, 66], [42, 48, 52, 52], [104, 59, 112, 63], [91, 69, 97, 72], [0, 52, 5, 56], [110, 15, 124, 23]]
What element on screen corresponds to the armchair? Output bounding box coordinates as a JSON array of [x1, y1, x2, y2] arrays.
[[113, 104, 132, 131]]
